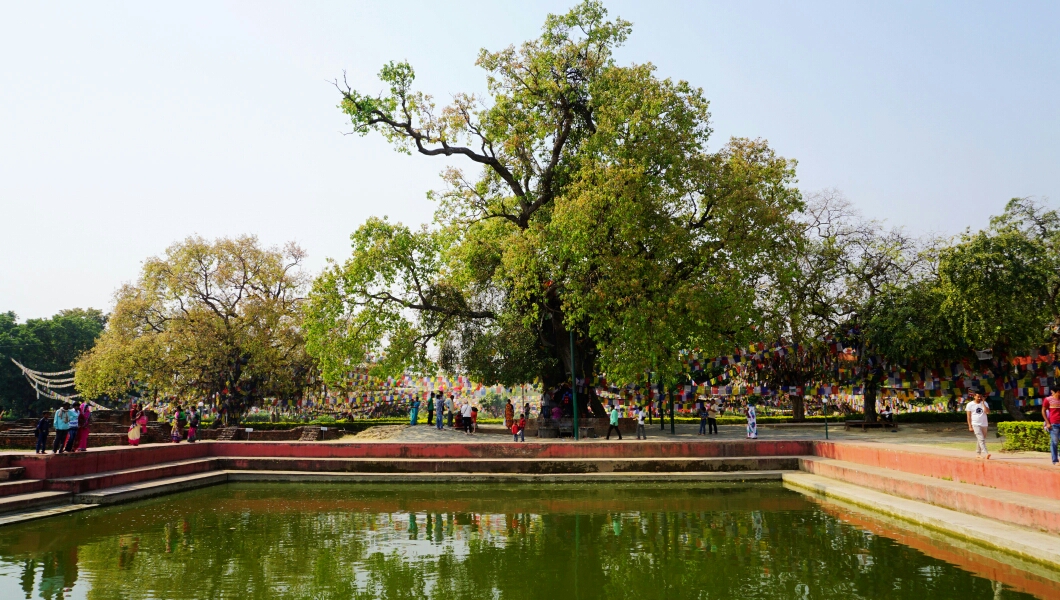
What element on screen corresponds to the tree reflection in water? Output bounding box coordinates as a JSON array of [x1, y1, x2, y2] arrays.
[[0, 483, 1046, 599]]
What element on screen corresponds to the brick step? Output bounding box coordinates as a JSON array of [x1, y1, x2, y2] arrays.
[[0, 479, 45, 497], [0, 467, 24, 481], [74, 471, 228, 505], [46, 458, 217, 493], [800, 457, 1060, 534], [0, 491, 71, 515], [217, 456, 802, 474]]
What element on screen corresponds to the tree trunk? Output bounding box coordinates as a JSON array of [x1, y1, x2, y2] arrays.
[[1001, 389, 1027, 421], [790, 393, 805, 421], [863, 382, 878, 423]]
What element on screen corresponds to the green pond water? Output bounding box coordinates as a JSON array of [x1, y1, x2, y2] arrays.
[[0, 482, 1053, 599]]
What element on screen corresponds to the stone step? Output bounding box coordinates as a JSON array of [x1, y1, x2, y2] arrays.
[[217, 456, 802, 474], [0, 490, 72, 515], [813, 441, 1060, 502], [224, 470, 786, 483], [73, 471, 228, 505], [46, 458, 217, 493], [0, 504, 95, 527], [0, 479, 45, 498], [800, 457, 1060, 534], [782, 472, 1060, 569], [0, 467, 20, 481]]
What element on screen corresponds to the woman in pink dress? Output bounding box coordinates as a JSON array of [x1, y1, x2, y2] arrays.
[[75, 402, 92, 451]]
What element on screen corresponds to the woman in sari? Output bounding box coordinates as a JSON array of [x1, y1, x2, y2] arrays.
[[504, 399, 514, 431], [128, 410, 143, 446], [171, 407, 184, 443], [409, 398, 420, 426], [745, 401, 758, 439], [75, 402, 92, 451]]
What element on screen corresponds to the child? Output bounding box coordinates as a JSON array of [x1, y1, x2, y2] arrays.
[[513, 415, 526, 442]]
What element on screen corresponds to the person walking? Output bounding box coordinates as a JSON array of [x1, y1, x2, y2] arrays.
[[513, 414, 526, 442], [745, 401, 758, 440], [707, 399, 719, 435], [606, 404, 622, 440], [635, 406, 647, 440], [75, 402, 92, 451], [34, 411, 51, 454], [965, 393, 991, 459], [1043, 389, 1060, 466], [426, 392, 435, 427], [64, 402, 80, 453], [52, 405, 69, 454]]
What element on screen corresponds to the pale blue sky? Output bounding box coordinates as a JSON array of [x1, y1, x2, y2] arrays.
[[2, 1, 1057, 320]]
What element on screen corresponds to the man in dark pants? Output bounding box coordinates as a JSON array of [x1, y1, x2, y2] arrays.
[[426, 392, 435, 426], [34, 411, 51, 454], [606, 405, 622, 440], [52, 406, 69, 454], [707, 400, 719, 435], [64, 401, 80, 453]]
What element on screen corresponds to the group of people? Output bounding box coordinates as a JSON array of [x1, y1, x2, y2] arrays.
[[419, 392, 481, 435], [33, 402, 91, 454], [504, 399, 528, 442]]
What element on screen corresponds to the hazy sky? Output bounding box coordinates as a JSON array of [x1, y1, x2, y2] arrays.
[[2, 1, 1057, 320]]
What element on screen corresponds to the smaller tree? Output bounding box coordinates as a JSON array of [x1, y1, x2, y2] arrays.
[[76, 236, 313, 412]]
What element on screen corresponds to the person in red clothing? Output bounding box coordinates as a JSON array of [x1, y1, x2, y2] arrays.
[[1042, 389, 1060, 466], [512, 415, 526, 442]]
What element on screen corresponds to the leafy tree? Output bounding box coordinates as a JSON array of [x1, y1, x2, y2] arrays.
[[75, 236, 313, 412], [0, 309, 106, 416], [306, 1, 802, 413], [938, 228, 1052, 419]]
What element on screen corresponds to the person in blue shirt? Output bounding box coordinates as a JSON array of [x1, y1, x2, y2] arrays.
[[52, 407, 69, 454], [64, 402, 80, 453]]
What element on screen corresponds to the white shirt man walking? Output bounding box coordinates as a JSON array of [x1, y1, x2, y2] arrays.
[[965, 393, 991, 459]]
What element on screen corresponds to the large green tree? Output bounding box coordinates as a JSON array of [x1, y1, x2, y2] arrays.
[[0, 308, 106, 416], [75, 236, 313, 411], [306, 2, 802, 412]]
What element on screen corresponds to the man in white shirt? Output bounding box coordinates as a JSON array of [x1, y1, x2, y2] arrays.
[[461, 401, 474, 435], [635, 406, 647, 440], [965, 393, 991, 459]]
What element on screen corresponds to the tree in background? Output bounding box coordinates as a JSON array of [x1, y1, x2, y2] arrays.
[[305, 1, 803, 414], [75, 236, 313, 413], [0, 309, 106, 416]]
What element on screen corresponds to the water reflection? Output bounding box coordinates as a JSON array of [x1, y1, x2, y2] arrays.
[[0, 483, 1050, 599]]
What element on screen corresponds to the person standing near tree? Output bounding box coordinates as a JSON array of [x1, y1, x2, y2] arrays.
[[435, 393, 445, 431], [1041, 388, 1060, 466], [34, 411, 50, 454], [187, 405, 199, 443], [409, 396, 421, 426], [461, 401, 474, 435], [446, 394, 455, 429], [426, 392, 435, 427], [504, 398, 515, 432], [53, 406, 69, 454], [635, 405, 647, 440], [745, 401, 758, 440], [697, 401, 708, 435], [75, 401, 92, 452], [707, 399, 719, 435], [966, 393, 991, 459]]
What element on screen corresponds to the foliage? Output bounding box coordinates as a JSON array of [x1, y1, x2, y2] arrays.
[[307, 1, 802, 416], [997, 421, 1051, 452], [0, 309, 106, 416], [75, 236, 313, 409]]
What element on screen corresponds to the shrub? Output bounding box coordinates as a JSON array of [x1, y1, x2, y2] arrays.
[[998, 421, 1051, 452]]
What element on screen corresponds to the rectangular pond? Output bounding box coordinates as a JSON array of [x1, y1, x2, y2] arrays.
[[0, 482, 1055, 599]]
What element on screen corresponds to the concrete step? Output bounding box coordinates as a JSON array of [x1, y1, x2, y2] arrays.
[[813, 441, 1060, 502], [73, 471, 228, 505], [0, 467, 23, 481], [800, 457, 1060, 534], [0, 479, 45, 497], [0, 490, 72, 515], [46, 458, 217, 493], [782, 472, 1060, 569], [0, 504, 94, 527], [217, 456, 802, 474], [224, 470, 786, 483]]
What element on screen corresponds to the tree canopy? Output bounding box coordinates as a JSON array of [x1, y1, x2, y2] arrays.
[[75, 236, 313, 409], [305, 1, 803, 413], [0, 309, 106, 416]]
